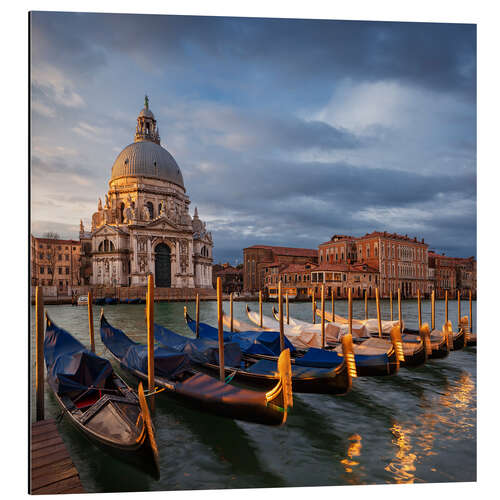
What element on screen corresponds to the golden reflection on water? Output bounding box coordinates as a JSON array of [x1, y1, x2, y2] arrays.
[[385, 372, 475, 484], [340, 434, 364, 483]]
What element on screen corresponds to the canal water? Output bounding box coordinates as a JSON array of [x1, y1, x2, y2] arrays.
[[30, 299, 476, 492]]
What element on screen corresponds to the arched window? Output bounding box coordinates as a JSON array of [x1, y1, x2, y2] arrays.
[[109, 240, 115, 251], [158, 203, 162, 216], [98, 241, 103, 252], [146, 201, 154, 219]]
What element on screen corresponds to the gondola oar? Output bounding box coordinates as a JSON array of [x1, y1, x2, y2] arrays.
[[137, 382, 160, 477]]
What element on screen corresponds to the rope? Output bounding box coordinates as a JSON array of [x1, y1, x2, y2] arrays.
[[225, 369, 238, 384], [144, 386, 166, 397]]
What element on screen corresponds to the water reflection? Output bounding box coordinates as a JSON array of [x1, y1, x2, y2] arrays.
[[340, 434, 363, 484], [385, 371, 475, 484]]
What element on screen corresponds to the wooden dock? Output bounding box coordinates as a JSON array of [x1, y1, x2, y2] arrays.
[[30, 419, 85, 495]]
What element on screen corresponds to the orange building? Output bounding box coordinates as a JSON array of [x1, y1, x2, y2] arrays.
[[428, 252, 476, 298], [243, 245, 318, 293], [31, 235, 82, 293], [318, 231, 428, 298]]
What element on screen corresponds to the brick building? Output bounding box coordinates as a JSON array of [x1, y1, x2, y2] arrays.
[[263, 261, 378, 299], [428, 252, 476, 298], [243, 245, 318, 293], [212, 263, 243, 293], [31, 235, 82, 292], [318, 231, 428, 298]]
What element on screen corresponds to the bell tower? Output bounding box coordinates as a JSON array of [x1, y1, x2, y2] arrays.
[[134, 95, 161, 145]]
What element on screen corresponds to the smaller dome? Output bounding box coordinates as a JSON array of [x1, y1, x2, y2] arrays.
[[139, 107, 155, 119]]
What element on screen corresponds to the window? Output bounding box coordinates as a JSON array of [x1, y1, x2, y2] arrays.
[[58, 254, 62, 261], [65, 267, 69, 275], [58, 267, 62, 274], [48, 267, 52, 274], [65, 254, 69, 261], [146, 201, 154, 219], [40, 266, 44, 274]]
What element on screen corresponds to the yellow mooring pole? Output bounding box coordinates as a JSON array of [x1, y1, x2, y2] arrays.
[[229, 292, 234, 332], [278, 281, 285, 352], [217, 278, 225, 382], [88, 290, 95, 353], [365, 288, 368, 320], [469, 289, 473, 333], [312, 289, 316, 324], [417, 289, 422, 329], [35, 286, 45, 421], [445, 290, 449, 324], [331, 289, 335, 323], [348, 288, 353, 337], [146, 275, 155, 412], [286, 292, 289, 325], [195, 293, 200, 338], [390, 290, 393, 321], [376, 287, 382, 337], [457, 290, 461, 328], [431, 290, 435, 331], [259, 290, 263, 328], [398, 287, 403, 331], [321, 284, 326, 348]]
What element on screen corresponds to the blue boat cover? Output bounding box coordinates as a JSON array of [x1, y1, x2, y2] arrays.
[[186, 318, 296, 356], [154, 323, 242, 367], [246, 359, 333, 378], [44, 318, 113, 396], [100, 316, 191, 380]]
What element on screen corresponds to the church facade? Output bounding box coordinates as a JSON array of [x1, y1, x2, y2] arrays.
[[80, 97, 213, 288]]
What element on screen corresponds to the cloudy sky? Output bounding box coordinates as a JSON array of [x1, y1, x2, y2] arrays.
[[30, 12, 476, 264]]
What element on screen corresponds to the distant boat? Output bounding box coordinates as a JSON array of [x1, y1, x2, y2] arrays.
[[76, 295, 88, 306]]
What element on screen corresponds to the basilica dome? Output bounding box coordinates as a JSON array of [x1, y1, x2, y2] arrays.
[[110, 140, 185, 189]]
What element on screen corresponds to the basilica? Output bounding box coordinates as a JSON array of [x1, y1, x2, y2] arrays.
[[80, 97, 213, 288]]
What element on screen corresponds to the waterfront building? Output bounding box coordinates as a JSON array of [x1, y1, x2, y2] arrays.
[[428, 252, 476, 298], [319, 231, 429, 298], [82, 97, 213, 288], [243, 245, 318, 293], [31, 235, 82, 292], [212, 263, 243, 293]]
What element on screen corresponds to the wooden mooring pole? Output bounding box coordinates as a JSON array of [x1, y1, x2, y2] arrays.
[[217, 278, 225, 382], [390, 290, 393, 321], [417, 289, 422, 329], [431, 290, 435, 331], [321, 284, 326, 348], [364, 289, 368, 320], [35, 286, 45, 422], [398, 288, 402, 330], [445, 290, 449, 324], [312, 289, 316, 324], [195, 293, 200, 338], [278, 281, 285, 352], [348, 288, 353, 337], [259, 290, 263, 328], [229, 292, 234, 332], [457, 290, 461, 326], [376, 287, 382, 338], [331, 289, 335, 323], [87, 290, 95, 353], [469, 289, 473, 332], [286, 292, 289, 325], [146, 275, 155, 412]]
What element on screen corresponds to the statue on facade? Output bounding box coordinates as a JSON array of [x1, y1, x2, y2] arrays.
[[98, 198, 102, 211], [160, 199, 167, 216], [79, 219, 84, 233], [105, 194, 110, 209], [142, 205, 151, 221]]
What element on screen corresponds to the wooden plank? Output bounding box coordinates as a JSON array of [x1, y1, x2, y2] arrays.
[[32, 475, 83, 495], [31, 427, 60, 442], [32, 449, 71, 469], [31, 458, 74, 480], [32, 418, 56, 430], [31, 463, 79, 491], [31, 442, 68, 461], [31, 435, 64, 451]]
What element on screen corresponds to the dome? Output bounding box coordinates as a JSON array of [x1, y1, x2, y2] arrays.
[[139, 107, 155, 119], [111, 140, 184, 188]]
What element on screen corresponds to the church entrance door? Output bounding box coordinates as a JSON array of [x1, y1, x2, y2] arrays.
[[155, 243, 171, 287]]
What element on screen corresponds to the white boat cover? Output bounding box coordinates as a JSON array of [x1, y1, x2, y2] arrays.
[[316, 308, 400, 334]]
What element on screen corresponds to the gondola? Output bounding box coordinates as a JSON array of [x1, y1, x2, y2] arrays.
[[154, 317, 356, 395], [100, 313, 292, 426], [44, 314, 159, 477], [189, 309, 400, 376], [311, 307, 427, 368]]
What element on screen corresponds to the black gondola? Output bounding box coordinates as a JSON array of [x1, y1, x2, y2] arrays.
[[100, 313, 293, 426], [155, 316, 356, 395], [43, 315, 159, 477]]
